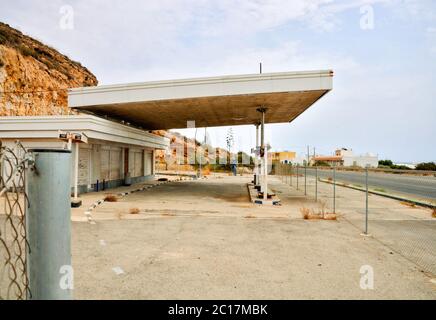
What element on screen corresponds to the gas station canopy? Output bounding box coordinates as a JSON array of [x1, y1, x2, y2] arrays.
[[68, 70, 333, 130]]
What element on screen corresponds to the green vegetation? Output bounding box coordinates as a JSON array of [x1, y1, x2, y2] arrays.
[[374, 188, 386, 193], [415, 162, 436, 171], [378, 159, 393, 167], [379, 160, 436, 171], [378, 159, 411, 170]]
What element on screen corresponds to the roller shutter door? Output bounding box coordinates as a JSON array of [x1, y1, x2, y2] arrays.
[[78, 148, 90, 186], [110, 148, 121, 180], [133, 151, 143, 177], [144, 151, 152, 175], [101, 149, 110, 180]]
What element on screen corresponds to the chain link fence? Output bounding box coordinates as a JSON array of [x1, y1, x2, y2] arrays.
[[0, 141, 30, 300], [274, 162, 436, 276]]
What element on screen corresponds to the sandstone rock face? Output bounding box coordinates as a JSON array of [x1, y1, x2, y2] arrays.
[[0, 22, 97, 116]]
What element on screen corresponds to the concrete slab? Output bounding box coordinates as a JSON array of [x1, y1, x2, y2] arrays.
[[68, 175, 436, 299]]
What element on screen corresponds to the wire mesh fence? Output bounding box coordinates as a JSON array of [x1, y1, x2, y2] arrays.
[[274, 162, 436, 276], [0, 141, 30, 300]]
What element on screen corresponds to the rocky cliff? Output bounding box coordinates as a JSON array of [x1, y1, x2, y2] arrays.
[[0, 22, 97, 116]]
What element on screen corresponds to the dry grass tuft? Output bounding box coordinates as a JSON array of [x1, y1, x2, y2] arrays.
[[244, 214, 255, 219], [300, 204, 337, 221], [432, 208, 436, 218], [129, 207, 140, 215], [161, 213, 176, 217], [400, 201, 416, 208], [104, 194, 118, 202], [323, 213, 337, 220]]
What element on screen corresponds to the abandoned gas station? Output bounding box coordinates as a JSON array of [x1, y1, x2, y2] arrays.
[[68, 69, 333, 204]]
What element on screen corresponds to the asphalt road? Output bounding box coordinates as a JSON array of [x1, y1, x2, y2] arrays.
[[304, 168, 436, 201]]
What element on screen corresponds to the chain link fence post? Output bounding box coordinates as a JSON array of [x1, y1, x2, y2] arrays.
[[365, 166, 369, 235], [296, 165, 299, 190], [315, 165, 318, 202], [304, 164, 307, 195], [26, 149, 72, 300], [333, 164, 336, 214]]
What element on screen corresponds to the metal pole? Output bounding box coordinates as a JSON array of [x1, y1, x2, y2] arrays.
[[260, 109, 267, 200], [315, 165, 318, 202], [286, 165, 289, 185], [74, 142, 79, 200], [304, 164, 307, 195], [333, 164, 336, 214], [264, 141, 268, 200], [255, 124, 259, 186], [26, 149, 72, 300], [365, 167, 369, 235], [296, 165, 299, 190]]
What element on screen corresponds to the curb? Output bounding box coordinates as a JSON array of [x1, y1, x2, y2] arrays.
[[319, 179, 435, 209]]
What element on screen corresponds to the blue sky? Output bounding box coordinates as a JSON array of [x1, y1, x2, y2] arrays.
[[1, 0, 435, 162]]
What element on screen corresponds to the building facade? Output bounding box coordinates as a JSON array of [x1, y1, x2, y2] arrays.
[[0, 115, 169, 194]]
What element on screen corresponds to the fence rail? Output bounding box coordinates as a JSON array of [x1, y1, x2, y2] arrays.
[[0, 141, 30, 300]]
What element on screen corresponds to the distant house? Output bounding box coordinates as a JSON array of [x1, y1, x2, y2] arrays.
[[313, 148, 378, 168], [271, 151, 296, 164]]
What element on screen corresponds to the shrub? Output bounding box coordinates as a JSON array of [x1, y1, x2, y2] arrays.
[[416, 162, 436, 171], [379, 159, 393, 166], [104, 194, 118, 202], [18, 44, 38, 59], [0, 58, 4, 68]]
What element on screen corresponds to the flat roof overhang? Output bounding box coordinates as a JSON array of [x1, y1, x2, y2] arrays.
[[68, 70, 333, 130]]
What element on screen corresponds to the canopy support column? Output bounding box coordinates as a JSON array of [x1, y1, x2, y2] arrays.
[[254, 123, 260, 186], [257, 107, 268, 200]]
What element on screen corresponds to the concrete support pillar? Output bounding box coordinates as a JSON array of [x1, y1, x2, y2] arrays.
[[254, 123, 260, 186], [257, 107, 267, 200], [260, 110, 268, 200]]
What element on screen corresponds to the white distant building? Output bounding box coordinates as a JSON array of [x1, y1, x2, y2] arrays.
[[313, 148, 378, 168], [336, 148, 378, 168]]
